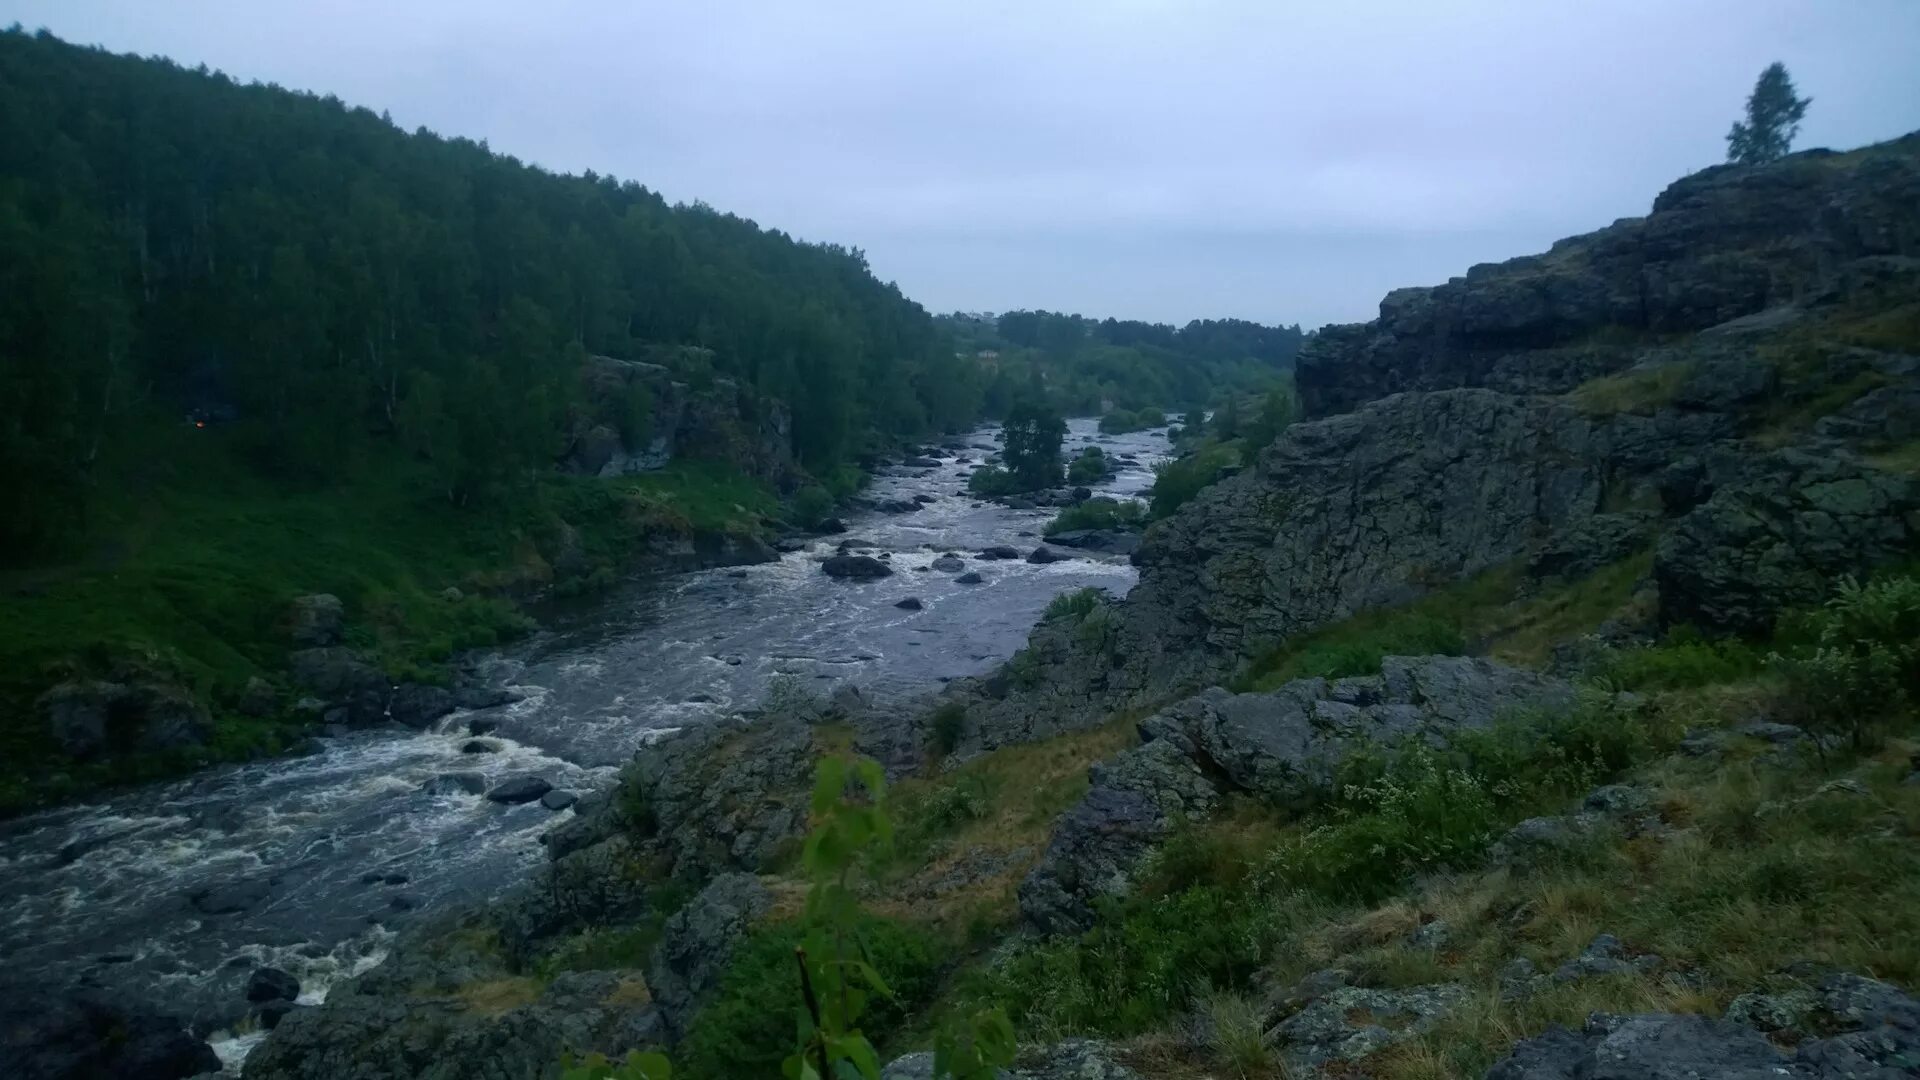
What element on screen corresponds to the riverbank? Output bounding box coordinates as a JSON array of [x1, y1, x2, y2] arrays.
[[0, 418, 786, 816]]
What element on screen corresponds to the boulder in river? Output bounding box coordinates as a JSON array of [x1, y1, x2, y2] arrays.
[[1028, 546, 1071, 564], [460, 739, 497, 754], [817, 517, 848, 534], [1, 991, 220, 1080], [1042, 529, 1141, 555], [189, 876, 276, 915], [930, 555, 966, 573], [388, 683, 455, 729], [894, 597, 924, 610], [486, 776, 554, 805], [246, 966, 301, 1003], [821, 554, 892, 579], [903, 456, 942, 468], [977, 545, 1021, 560], [540, 790, 578, 811], [955, 572, 985, 585], [873, 499, 920, 514]]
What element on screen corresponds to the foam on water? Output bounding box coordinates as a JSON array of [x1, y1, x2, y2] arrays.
[[0, 419, 1171, 1066]]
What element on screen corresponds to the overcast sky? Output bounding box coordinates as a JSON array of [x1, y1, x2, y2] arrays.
[[7, 1, 1919, 328]]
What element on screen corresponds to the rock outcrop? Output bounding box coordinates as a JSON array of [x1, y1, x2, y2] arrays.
[[645, 873, 771, 1038], [2, 990, 221, 1080], [1296, 135, 1920, 418], [1020, 656, 1576, 934], [564, 350, 797, 487]]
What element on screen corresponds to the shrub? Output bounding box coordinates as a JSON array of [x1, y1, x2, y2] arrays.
[[1065, 447, 1110, 486], [1097, 409, 1140, 434], [1239, 611, 1465, 689], [1043, 587, 1106, 622], [927, 700, 969, 757], [1044, 497, 1145, 536], [788, 485, 835, 529], [1202, 991, 1274, 1078], [1771, 574, 1920, 747], [967, 464, 1017, 497], [1149, 442, 1239, 519], [1589, 629, 1767, 691], [676, 913, 943, 1080]]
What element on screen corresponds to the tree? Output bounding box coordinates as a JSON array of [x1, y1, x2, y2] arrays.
[[1726, 62, 1810, 165], [1000, 401, 1066, 491]]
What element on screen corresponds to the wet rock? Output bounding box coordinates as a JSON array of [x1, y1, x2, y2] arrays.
[[189, 876, 275, 915], [1042, 528, 1141, 555], [421, 771, 487, 796], [818, 517, 847, 534], [288, 647, 390, 726], [821, 554, 893, 579], [388, 893, 423, 912], [289, 593, 345, 646], [37, 679, 212, 759], [1027, 546, 1070, 564], [246, 966, 301, 1003], [257, 999, 303, 1030], [874, 498, 921, 514], [540, 790, 577, 811], [977, 545, 1022, 560], [913, 493, 937, 503], [829, 683, 870, 719], [459, 739, 496, 754], [931, 555, 967, 573], [648, 873, 772, 1038], [903, 456, 942, 468], [894, 596, 924, 610], [955, 571, 985, 585], [485, 776, 553, 805], [387, 684, 455, 729], [1, 990, 220, 1080], [456, 686, 518, 711]]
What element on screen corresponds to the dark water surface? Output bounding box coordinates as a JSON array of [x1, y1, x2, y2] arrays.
[[0, 419, 1168, 1070]]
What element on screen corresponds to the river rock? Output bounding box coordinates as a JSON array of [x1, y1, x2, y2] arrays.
[[466, 716, 501, 735], [539, 790, 577, 811], [485, 776, 553, 804], [977, 545, 1021, 560], [874, 498, 921, 514], [931, 555, 967, 573], [37, 679, 212, 759], [460, 739, 496, 754], [288, 647, 390, 726], [1027, 546, 1070, 564], [247, 966, 302, 1003], [422, 771, 487, 796], [239, 675, 279, 717], [288, 593, 345, 646], [822, 554, 893, 579], [903, 456, 942, 468], [1, 990, 220, 1080], [387, 683, 455, 729], [189, 876, 276, 915], [895, 596, 924, 610], [955, 571, 985, 585]]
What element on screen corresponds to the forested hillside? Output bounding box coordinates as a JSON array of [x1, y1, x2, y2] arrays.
[[0, 27, 978, 558], [938, 310, 1306, 416]]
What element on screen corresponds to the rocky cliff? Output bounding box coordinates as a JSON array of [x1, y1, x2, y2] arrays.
[[1296, 134, 1920, 418]]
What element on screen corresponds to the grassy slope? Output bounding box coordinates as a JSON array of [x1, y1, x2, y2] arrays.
[[0, 417, 778, 813]]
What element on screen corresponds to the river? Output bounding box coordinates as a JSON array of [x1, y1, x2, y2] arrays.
[[0, 418, 1168, 1071]]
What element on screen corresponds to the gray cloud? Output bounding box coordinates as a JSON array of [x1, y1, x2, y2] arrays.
[[7, 0, 1919, 326]]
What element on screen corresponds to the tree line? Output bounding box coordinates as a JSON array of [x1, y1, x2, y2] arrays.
[[0, 28, 986, 557]]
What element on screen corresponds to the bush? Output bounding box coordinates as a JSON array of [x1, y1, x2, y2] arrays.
[[1043, 587, 1105, 621], [1044, 497, 1145, 536], [1238, 611, 1465, 690], [1066, 447, 1111, 486], [967, 464, 1017, 497], [788, 485, 835, 529], [927, 700, 969, 757], [1590, 628, 1767, 691], [676, 913, 942, 1080], [1149, 442, 1239, 519], [1771, 574, 1920, 747], [1202, 991, 1274, 1078]]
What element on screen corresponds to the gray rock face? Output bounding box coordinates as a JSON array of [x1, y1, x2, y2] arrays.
[[646, 873, 771, 1038], [1042, 528, 1142, 555], [289, 646, 391, 726], [615, 711, 815, 880], [1655, 447, 1920, 634], [289, 593, 345, 646], [387, 683, 455, 729], [1271, 982, 1468, 1072], [36, 678, 213, 759], [1487, 972, 1920, 1078], [1297, 136, 1920, 418], [420, 771, 486, 796], [1, 990, 221, 1080], [248, 966, 302, 1003], [1019, 657, 1574, 934], [246, 965, 660, 1080]]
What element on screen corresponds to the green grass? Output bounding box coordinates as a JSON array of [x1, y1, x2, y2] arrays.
[[0, 420, 776, 815], [1148, 440, 1241, 519], [1043, 498, 1145, 536], [1566, 362, 1693, 415]]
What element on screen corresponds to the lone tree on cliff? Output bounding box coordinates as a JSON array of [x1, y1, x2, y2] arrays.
[[1726, 62, 1811, 165]]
